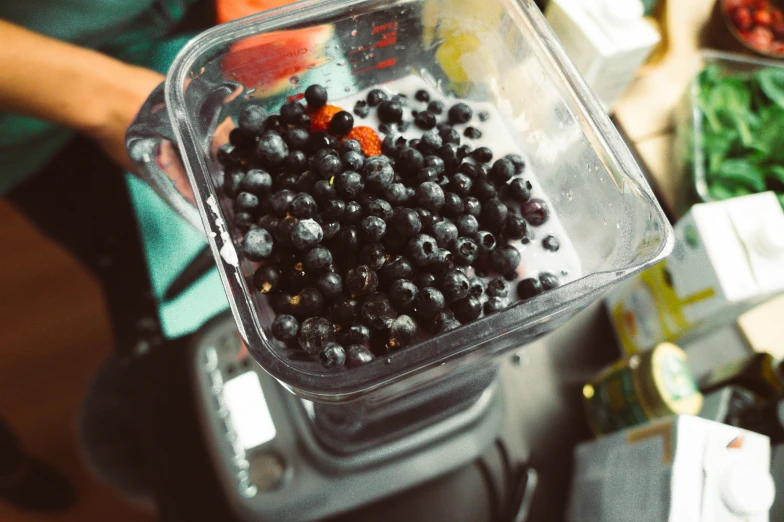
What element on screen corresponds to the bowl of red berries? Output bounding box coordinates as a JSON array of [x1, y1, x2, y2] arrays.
[[721, 0, 784, 58]]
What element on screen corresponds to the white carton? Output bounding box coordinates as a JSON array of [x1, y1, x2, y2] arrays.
[[567, 415, 774, 522], [605, 192, 784, 354]]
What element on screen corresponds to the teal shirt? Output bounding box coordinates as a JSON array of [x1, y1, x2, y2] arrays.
[[0, 0, 193, 194]]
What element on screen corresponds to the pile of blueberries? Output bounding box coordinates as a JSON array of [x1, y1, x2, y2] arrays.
[[217, 83, 560, 370]]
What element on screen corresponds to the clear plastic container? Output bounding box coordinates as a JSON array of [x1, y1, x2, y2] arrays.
[[127, 0, 673, 403], [673, 50, 784, 215]]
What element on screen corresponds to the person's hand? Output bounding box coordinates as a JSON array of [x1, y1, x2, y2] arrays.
[[86, 65, 165, 172]]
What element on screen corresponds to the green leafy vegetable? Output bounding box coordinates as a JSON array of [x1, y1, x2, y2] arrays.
[[757, 68, 784, 110], [711, 159, 766, 192]]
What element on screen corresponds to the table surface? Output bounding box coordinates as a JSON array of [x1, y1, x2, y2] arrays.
[[612, 0, 718, 215]]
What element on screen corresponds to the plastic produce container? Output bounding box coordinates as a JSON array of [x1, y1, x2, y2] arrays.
[[674, 50, 784, 215], [127, 0, 673, 403]]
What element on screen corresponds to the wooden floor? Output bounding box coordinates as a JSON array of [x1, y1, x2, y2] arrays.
[[0, 201, 155, 522]]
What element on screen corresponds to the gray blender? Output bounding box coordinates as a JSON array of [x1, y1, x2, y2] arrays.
[[126, 0, 673, 520]]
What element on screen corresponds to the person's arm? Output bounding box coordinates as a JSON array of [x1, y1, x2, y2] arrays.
[[0, 20, 164, 171]]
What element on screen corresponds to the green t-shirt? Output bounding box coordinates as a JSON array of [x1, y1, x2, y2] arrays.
[[0, 0, 194, 194]]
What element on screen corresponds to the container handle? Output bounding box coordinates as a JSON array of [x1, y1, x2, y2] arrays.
[[125, 81, 205, 234]]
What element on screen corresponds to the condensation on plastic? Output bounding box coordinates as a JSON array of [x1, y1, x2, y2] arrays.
[[130, 0, 673, 403]]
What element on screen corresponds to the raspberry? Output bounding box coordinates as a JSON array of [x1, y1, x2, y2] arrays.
[[309, 104, 343, 132], [344, 126, 382, 156]]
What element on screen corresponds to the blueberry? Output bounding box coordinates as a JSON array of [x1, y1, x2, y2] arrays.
[[253, 265, 281, 294], [414, 271, 437, 290], [361, 293, 397, 331], [397, 147, 424, 174], [475, 230, 497, 252], [316, 272, 343, 299], [517, 278, 543, 301], [464, 126, 482, 140], [505, 214, 527, 240], [472, 178, 497, 202], [234, 212, 255, 232], [330, 295, 359, 326], [312, 180, 337, 202], [430, 248, 454, 275], [416, 181, 445, 212], [490, 158, 515, 184], [223, 169, 245, 198], [471, 147, 493, 163], [291, 219, 323, 250], [521, 199, 549, 227], [317, 341, 345, 368], [381, 256, 414, 284], [337, 140, 359, 156], [468, 277, 485, 298], [418, 130, 443, 156], [389, 315, 418, 349], [243, 227, 274, 261], [464, 197, 482, 217], [315, 154, 342, 180], [428, 100, 445, 115], [439, 319, 462, 332], [507, 178, 532, 204], [406, 234, 439, 267], [448, 102, 473, 124], [257, 132, 289, 165], [414, 111, 436, 130], [346, 265, 379, 297], [280, 101, 306, 125], [414, 167, 438, 185], [486, 278, 508, 298], [284, 126, 310, 151], [354, 100, 370, 118], [415, 287, 445, 318], [360, 216, 387, 243], [456, 214, 479, 236], [415, 208, 436, 230], [272, 314, 299, 342], [367, 199, 393, 220], [384, 183, 409, 205], [452, 237, 478, 266], [235, 192, 259, 212], [505, 153, 525, 174], [439, 126, 461, 146], [378, 100, 403, 123], [321, 221, 341, 241], [422, 156, 445, 176], [331, 171, 361, 200], [389, 208, 422, 241], [323, 199, 346, 222], [367, 88, 388, 107], [482, 199, 508, 229], [329, 111, 354, 135], [285, 264, 314, 293], [444, 175, 470, 199], [290, 192, 317, 219], [292, 287, 324, 316], [491, 245, 521, 274], [285, 151, 309, 174], [539, 272, 560, 291], [415, 89, 430, 102], [308, 132, 339, 153], [305, 84, 328, 108], [457, 144, 473, 159], [343, 201, 363, 225], [334, 225, 359, 252], [263, 114, 286, 134], [274, 217, 298, 247], [271, 291, 294, 314], [239, 170, 271, 197], [382, 135, 403, 158], [342, 345, 372, 368], [441, 270, 470, 303], [274, 173, 299, 192], [441, 192, 465, 218], [298, 317, 334, 355], [229, 128, 255, 150], [359, 242, 388, 271], [484, 297, 505, 315], [342, 326, 371, 345], [431, 220, 459, 248], [258, 213, 279, 234], [303, 246, 332, 272], [363, 157, 395, 191], [389, 279, 419, 311], [238, 103, 268, 134], [452, 296, 482, 323], [357, 192, 375, 208], [542, 235, 560, 252]]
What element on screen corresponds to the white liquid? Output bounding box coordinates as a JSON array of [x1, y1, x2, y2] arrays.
[[331, 75, 583, 287]]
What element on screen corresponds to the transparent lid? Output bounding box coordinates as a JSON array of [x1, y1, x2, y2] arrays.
[[160, 0, 672, 403]]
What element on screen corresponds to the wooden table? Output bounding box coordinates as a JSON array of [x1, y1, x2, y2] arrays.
[[612, 0, 717, 215]]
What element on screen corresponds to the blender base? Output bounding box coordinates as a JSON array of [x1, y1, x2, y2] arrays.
[[191, 314, 504, 522]]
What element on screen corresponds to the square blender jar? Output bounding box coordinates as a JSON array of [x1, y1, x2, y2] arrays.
[[126, 0, 673, 404]]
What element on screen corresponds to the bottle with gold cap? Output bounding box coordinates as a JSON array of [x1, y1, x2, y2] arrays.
[[583, 342, 703, 436]]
